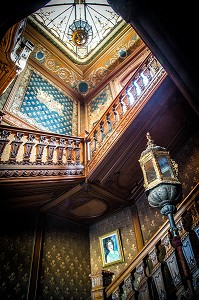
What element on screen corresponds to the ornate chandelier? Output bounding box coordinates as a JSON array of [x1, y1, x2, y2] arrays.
[[68, 18, 93, 47]]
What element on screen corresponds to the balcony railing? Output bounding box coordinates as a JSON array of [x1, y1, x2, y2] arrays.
[[0, 125, 85, 180], [86, 52, 167, 174]]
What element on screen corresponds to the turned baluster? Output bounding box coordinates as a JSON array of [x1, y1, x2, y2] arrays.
[[119, 94, 126, 115], [57, 138, 66, 164], [74, 139, 81, 165], [126, 86, 135, 106], [135, 74, 145, 92], [93, 129, 98, 152], [9, 132, 24, 162], [36, 135, 46, 164], [23, 133, 36, 162], [148, 56, 160, 75], [112, 104, 119, 124], [66, 139, 73, 165], [142, 65, 152, 81], [46, 137, 56, 164], [106, 113, 112, 134], [0, 130, 11, 160], [100, 122, 105, 142]]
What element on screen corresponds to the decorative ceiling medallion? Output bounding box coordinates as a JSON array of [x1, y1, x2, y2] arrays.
[[78, 81, 89, 93]]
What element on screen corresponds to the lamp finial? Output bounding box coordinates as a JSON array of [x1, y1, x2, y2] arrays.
[[146, 132, 154, 148]]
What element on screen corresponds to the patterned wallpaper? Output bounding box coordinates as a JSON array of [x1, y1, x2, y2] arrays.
[[37, 214, 91, 300], [0, 212, 91, 300], [137, 130, 199, 245], [89, 207, 138, 279], [136, 195, 168, 244], [0, 212, 36, 299], [88, 85, 113, 130], [6, 65, 78, 135], [177, 130, 199, 198]]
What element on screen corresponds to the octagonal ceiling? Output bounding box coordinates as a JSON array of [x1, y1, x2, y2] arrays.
[[29, 0, 124, 64]]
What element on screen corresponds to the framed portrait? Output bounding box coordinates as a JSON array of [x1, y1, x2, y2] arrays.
[[99, 229, 124, 267]]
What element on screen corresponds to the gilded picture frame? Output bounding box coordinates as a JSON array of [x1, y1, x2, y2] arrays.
[[99, 229, 124, 267]]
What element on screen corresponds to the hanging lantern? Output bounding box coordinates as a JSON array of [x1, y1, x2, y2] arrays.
[[139, 132, 181, 191], [139, 132, 182, 209]]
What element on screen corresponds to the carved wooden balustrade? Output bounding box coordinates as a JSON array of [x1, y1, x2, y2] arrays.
[[90, 184, 199, 300], [0, 125, 85, 179], [86, 52, 167, 174], [0, 19, 34, 95]]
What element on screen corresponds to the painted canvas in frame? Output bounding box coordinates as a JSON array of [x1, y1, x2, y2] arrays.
[[99, 229, 124, 267]]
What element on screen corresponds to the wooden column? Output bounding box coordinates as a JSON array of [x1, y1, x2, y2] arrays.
[[131, 204, 144, 251], [27, 212, 45, 300]]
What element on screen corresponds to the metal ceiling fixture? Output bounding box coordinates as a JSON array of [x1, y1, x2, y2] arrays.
[[68, 19, 93, 47], [67, 0, 93, 47]]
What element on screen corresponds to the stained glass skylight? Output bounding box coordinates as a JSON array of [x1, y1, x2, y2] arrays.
[[29, 0, 124, 63]]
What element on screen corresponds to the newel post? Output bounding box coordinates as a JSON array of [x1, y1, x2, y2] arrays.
[[90, 270, 114, 299]]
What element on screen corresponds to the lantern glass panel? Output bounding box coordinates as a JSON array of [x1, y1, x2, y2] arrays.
[[157, 156, 174, 178], [145, 159, 157, 183]]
